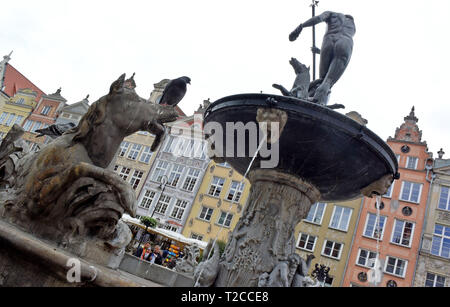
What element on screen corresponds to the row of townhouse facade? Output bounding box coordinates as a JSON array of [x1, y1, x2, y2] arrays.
[[0, 51, 90, 147], [117, 104, 448, 287]]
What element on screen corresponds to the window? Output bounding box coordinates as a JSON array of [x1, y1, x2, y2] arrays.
[[0, 112, 9, 124], [23, 120, 34, 131], [391, 219, 415, 247], [41, 106, 52, 115], [139, 146, 152, 164], [170, 199, 188, 220], [226, 181, 245, 202], [305, 202, 326, 224], [14, 115, 24, 125], [5, 114, 15, 126], [127, 143, 142, 160], [383, 181, 394, 198], [199, 206, 214, 222], [357, 248, 378, 268], [363, 213, 387, 240], [154, 195, 171, 215], [163, 135, 176, 153], [118, 167, 131, 180], [217, 162, 231, 168], [217, 211, 233, 227], [406, 156, 418, 170], [182, 139, 195, 157], [425, 272, 446, 287], [31, 121, 42, 132], [191, 233, 204, 241], [167, 164, 184, 187], [329, 206, 353, 231], [384, 256, 407, 278], [431, 224, 450, 258], [208, 176, 225, 197], [130, 170, 144, 190], [322, 240, 343, 259], [195, 141, 207, 159], [400, 181, 422, 203], [139, 190, 156, 209], [151, 160, 169, 183], [118, 141, 130, 157], [438, 186, 450, 211], [163, 224, 178, 232], [16, 98, 25, 105], [173, 138, 188, 157], [182, 168, 200, 192], [297, 233, 317, 252]]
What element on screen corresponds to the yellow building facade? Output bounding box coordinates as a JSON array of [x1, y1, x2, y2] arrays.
[[294, 197, 364, 286], [112, 131, 159, 196], [182, 161, 251, 244], [0, 89, 37, 139]]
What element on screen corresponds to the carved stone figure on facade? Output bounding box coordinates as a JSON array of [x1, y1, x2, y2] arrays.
[[289, 11, 355, 106]]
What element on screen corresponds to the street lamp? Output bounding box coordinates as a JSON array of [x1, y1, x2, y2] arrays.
[[150, 175, 168, 218]]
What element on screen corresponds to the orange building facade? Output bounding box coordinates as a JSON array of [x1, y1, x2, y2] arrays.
[[21, 89, 67, 150], [343, 107, 433, 287]]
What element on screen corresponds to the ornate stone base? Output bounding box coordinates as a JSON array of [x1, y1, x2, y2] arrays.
[[214, 169, 320, 287]]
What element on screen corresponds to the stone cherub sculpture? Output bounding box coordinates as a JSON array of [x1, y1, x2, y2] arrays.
[[288, 10, 355, 108], [0, 74, 179, 254], [291, 254, 315, 287]]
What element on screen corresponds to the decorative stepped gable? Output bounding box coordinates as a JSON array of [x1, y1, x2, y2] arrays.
[[388, 106, 426, 146]]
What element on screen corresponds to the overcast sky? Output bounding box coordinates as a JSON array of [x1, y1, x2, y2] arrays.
[[2, 0, 449, 157]]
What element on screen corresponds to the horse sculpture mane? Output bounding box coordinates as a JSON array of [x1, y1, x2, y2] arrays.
[[68, 95, 108, 143]]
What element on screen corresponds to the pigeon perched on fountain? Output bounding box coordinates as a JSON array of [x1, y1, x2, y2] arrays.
[[158, 76, 191, 106], [35, 122, 76, 138]]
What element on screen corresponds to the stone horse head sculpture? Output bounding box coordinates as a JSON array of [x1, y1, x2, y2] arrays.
[[0, 74, 179, 248]]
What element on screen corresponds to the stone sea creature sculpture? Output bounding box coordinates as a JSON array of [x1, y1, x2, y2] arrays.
[[273, 58, 310, 99], [0, 73, 179, 248], [194, 242, 221, 287], [175, 244, 200, 274]]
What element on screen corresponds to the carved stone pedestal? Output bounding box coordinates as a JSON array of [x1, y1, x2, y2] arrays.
[[214, 169, 320, 287]]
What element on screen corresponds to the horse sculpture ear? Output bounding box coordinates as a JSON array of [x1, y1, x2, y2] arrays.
[[109, 73, 126, 94]]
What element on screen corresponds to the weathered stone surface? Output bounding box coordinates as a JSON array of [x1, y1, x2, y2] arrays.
[[214, 169, 320, 287]]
